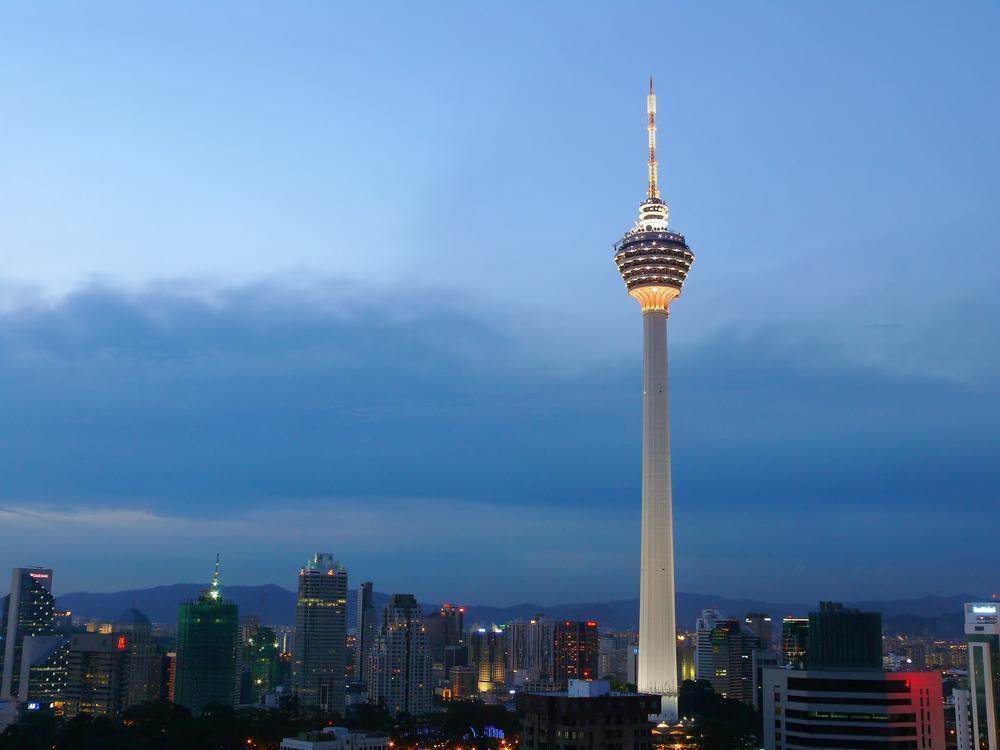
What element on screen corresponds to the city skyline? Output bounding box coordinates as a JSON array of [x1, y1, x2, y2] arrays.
[[0, 1, 998, 603]]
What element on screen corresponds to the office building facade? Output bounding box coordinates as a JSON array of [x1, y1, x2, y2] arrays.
[[63, 632, 131, 718], [354, 582, 377, 688], [763, 669, 945, 750], [519, 679, 658, 750], [367, 594, 431, 716], [553, 621, 598, 688], [293, 554, 348, 715], [0, 567, 55, 699], [807, 601, 882, 670], [782, 617, 809, 669], [471, 626, 506, 693], [174, 563, 240, 713], [965, 601, 1000, 750]]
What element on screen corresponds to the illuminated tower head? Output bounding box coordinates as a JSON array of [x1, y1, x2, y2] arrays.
[[614, 78, 695, 313]]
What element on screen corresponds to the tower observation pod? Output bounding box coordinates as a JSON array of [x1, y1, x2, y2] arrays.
[[612, 78, 694, 722]]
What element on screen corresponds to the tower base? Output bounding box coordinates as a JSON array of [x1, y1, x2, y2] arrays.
[[649, 693, 678, 723]]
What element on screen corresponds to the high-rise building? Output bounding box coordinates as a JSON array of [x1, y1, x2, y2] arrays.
[[807, 601, 882, 670], [954, 687, 974, 750], [63, 632, 131, 719], [0, 567, 55, 699], [751, 648, 780, 712], [174, 559, 240, 713], [745, 613, 773, 650], [163, 651, 177, 702], [553, 621, 599, 688], [17, 635, 68, 706], [964, 601, 1000, 750], [676, 633, 696, 684], [612, 78, 695, 722], [293, 553, 348, 715], [116, 608, 161, 708], [367, 594, 431, 716], [507, 615, 555, 683], [354, 582, 376, 688], [241, 622, 281, 705], [444, 644, 469, 676], [599, 632, 639, 684], [695, 608, 724, 683], [450, 665, 478, 700], [781, 617, 809, 668], [762, 669, 945, 750], [696, 619, 760, 704], [425, 604, 464, 671], [471, 626, 506, 693]]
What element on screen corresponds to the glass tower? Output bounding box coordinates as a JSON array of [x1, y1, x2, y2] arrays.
[[174, 559, 239, 713], [0, 567, 55, 699]]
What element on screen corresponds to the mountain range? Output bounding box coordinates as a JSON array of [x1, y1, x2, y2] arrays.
[[54, 585, 981, 638]]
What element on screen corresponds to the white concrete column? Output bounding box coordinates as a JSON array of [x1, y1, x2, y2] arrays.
[[638, 309, 678, 720]]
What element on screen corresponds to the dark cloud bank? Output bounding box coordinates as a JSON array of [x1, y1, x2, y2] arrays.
[[0, 279, 995, 598]]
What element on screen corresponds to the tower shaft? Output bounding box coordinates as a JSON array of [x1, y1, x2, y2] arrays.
[[638, 310, 678, 719]]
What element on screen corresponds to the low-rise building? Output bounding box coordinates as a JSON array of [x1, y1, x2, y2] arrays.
[[279, 726, 389, 750], [518, 679, 657, 750]]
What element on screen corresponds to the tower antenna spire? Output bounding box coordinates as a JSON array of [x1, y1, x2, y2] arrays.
[[647, 76, 660, 200], [210, 554, 221, 599]]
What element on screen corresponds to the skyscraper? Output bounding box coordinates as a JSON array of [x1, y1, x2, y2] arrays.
[[695, 618, 760, 704], [240, 621, 281, 705], [508, 615, 555, 683], [806, 601, 882, 670], [63, 632, 131, 719], [963, 601, 1000, 750], [744, 613, 772, 650], [781, 617, 809, 668], [694, 608, 724, 683], [116, 608, 161, 708], [0, 567, 55, 700], [174, 558, 240, 713], [553, 621, 599, 688], [293, 553, 348, 715], [425, 603, 464, 671], [612, 79, 695, 721], [367, 594, 431, 716], [354, 582, 376, 687], [17, 635, 68, 705], [471, 626, 506, 693]]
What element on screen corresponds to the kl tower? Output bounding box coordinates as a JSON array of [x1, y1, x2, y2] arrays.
[[613, 78, 694, 722]]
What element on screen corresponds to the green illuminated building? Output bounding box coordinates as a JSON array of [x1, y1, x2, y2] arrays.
[[174, 557, 239, 713], [241, 622, 281, 705]]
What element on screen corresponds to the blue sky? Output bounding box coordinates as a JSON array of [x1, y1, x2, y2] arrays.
[[0, 1, 997, 607]]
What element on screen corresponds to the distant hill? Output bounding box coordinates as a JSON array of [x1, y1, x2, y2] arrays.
[[55, 585, 983, 638]]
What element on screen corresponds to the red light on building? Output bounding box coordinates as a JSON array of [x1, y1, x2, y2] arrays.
[[116, 636, 127, 650], [586, 621, 597, 628]]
